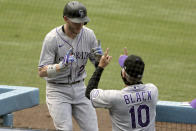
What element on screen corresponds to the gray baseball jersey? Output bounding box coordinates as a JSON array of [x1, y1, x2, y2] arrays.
[[39, 25, 98, 83], [90, 83, 158, 131], [39, 25, 99, 130]]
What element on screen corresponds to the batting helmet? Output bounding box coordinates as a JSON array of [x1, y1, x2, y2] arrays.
[[63, 1, 90, 25]]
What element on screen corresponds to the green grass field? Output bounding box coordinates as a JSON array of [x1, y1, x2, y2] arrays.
[[0, 0, 196, 103]]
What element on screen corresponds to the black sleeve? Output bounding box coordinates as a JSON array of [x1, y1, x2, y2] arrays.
[[94, 61, 99, 68], [85, 66, 104, 99]]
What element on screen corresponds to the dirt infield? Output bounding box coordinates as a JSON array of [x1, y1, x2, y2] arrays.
[[13, 104, 112, 131], [13, 105, 196, 131]]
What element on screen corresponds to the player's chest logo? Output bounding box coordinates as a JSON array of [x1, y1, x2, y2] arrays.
[[74, 51, 89, 59]]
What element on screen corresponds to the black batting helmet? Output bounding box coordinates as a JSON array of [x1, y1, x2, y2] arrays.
[[63, 1, 90, 24]]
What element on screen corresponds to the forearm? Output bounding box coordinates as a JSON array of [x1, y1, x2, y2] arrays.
[[94, 61, 99, 68], [38, 64, 61, 78], [38, 48, 76, 78], [85, 66, 104, 99]]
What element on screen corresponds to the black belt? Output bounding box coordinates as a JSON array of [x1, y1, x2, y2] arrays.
[[48, 79, 84, 85]]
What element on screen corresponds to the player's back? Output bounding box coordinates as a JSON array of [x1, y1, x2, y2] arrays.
[[91, 83, 158, 131], [109, 83, 158, 131]]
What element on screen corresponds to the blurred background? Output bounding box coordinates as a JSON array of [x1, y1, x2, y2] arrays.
[[0, 0, 196, 103]]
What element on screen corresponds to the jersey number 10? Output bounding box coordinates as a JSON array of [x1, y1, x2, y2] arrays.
[[129, 104, 150, 128]]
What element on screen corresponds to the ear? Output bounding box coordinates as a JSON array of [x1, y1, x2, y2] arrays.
[[63, 16, 69, 22], [122, 68, 126, 78]]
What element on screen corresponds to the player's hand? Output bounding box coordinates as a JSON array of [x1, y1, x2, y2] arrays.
[[64, 48, 76, 64], [98, 48, 112, 68], [119, 47, 128, 68], [59, 48, 76, 69], [91, 40, 103, 62], [120, 47, 128, 56]]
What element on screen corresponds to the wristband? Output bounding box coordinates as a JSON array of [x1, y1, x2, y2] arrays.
[[47, 64, 57, 77]]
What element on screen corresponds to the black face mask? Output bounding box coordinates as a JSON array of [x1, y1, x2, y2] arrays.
[[121, 70, 131, 86]]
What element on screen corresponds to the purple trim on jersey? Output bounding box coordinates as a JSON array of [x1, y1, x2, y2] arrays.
[[75, 29, 83, 78], [56, 28, 72, 48], [56, 27, 84, 82], [76, 28, 83, 50], [38, 65, 45, 68], [56, 27, 84, 49]]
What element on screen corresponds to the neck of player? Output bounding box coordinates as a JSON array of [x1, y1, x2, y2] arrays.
[[64, 24, 78, 39]]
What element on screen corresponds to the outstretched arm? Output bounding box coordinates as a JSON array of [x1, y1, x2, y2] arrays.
[[85, 48, 112, 99]]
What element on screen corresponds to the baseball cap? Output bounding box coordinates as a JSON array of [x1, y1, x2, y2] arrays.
[[63, 1, 90, 24], [119, 55, 128, 68], [123, 55, 145, 79]]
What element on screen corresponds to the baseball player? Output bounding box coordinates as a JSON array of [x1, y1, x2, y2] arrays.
[[85, 48, 158, 131], [38, 1, 102, 131]]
